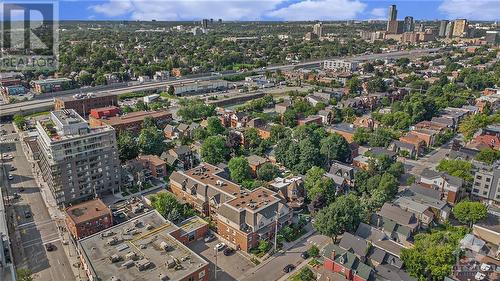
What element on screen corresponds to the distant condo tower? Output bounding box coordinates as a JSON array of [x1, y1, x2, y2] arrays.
[[388, 5, 397, 21]]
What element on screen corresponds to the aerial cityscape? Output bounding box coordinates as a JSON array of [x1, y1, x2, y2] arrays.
[[0, 1, 499, 281]]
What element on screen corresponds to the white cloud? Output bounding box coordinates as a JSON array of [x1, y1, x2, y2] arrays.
[[370, 8, 386, 18], [89, 0, 367, 21], [89, 0, 284, 21], [438, 0, 500, 20], [268, 0, 366, 21]]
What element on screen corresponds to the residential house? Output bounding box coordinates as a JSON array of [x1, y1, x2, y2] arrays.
[[328, 123, 356, 143], [163, 124, 178, 139], [268, 176, 305, 210], [393, 197, 435, 227], [318, 108, 334, 125], [410, 128, 438, 147], [399, 133, 426, 155], [328, 160, 357, 186], [370, 203, 419, 245], [246, 155, 269, 177], [419, 168, 464, 204], [398, 184, 452, 222], [161, 145, 195, 171], [275, 100, 292, 115], [137, 154, 167, 178], [414, 120, 447, 133], [231, 112, 250, 128], [388, 140, 418, 159], [216, 187, 292, 251], [431, 116, 456, 130], [353, 116, 378, 130], [322, 244, 375, 281], [297, 115, 323, 126], [353, 155, 370, 171], [467, 134, 500, 151]]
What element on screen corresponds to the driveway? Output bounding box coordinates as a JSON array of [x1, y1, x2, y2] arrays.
[[188, 238, 255, 281], [239, 233, 330, 281]]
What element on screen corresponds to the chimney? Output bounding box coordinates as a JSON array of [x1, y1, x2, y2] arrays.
[[331, 249, 336, 261]]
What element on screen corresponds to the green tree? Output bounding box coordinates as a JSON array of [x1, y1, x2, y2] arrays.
[[377, 173, 399, 197], [256, 163, 280, 181], [320, 133, 351, 164], [16, 268, 33, 281], [436, 159, 473, 182], [314, 194, 362, 242], [270, 124, 291, 143], [200, 135, 227, 165], [151, 192, 195, 222], [167, 85, 175, 96], [206, 116, 225, 136], [138, 126, 166, 155], [13, 114, 27, 130], [452, 201, 487, 226], [258, 240, 270, 253], [304, 166, 334, 200], [244, 127, 261, 148], [294, 267, 315, 281], [228, 156, 251, 183], [353, 127, 370, 145], [117, 131, 139, 161], [308, 245, 320, 257], [475, 148, 500, 165], [369, 128, 396, 147]]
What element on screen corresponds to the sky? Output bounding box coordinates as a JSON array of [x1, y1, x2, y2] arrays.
[[52, 0, 500, 21]]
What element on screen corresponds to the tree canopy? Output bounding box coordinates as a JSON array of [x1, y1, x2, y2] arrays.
[[200, 135, 228, 165], [228, 156, 251, 184], [452, 201, 487, 226]]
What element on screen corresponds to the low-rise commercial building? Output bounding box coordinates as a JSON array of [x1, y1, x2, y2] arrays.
[[65, 199, 113, 239], [173, 80, 228, 96], [33, 109, 121, 206], [90, 110, 172, 133], [78, 210, 209, 281], [31, 78, 76, 94], [323, 60, 359, 72], [55, 93, 119, 117]]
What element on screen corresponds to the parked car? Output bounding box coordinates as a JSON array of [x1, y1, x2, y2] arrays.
[[283, 264, 295, 273], [10, 166, 16, 171], [45, 243, 56, 251], [24, 210, 32, 218], [214, 243, 226, 252], [204, 233, 215, 243], [8, 174, 14, 180], [301, 251, 309, 259], [223, 247, 235, 256]]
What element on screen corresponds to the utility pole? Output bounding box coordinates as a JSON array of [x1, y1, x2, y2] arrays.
[[274, 210, 279, 252]]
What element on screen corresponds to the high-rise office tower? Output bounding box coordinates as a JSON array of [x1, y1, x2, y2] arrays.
[[445, 21, 454, 38], [313, 22, 323, 38], [387, 5, 398, 33], [388, 5, 397, 21], [452, 19, 468, 37], [202, 19, 209, 29], [404, 16, 414, 32], [439, 20, 449, 37]]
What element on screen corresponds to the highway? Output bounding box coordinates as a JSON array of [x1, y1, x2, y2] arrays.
[[0, 47, 441, 118]]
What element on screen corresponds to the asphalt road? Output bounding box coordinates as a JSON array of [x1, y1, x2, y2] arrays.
[[0, 122, 74, 281], [239, 233, 330, 281], [0, 47, 441, 118]]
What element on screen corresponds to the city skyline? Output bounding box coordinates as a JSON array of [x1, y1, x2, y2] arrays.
[[49, 0, 500, 21]]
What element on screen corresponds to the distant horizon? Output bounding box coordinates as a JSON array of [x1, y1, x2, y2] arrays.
[[4, 0, 497, 22]]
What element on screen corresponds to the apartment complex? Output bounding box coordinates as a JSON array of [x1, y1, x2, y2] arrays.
[[169, 163, 293, 251], [323, 60, 359, 72], [472, 161, 500, 203], [54, 93, 118, 117], [78, 210, 209, 281], [217, 187, 292, 251], [65, 199, 113, 239], [33, 109, 121, 206], [452, 19, 468, 37]]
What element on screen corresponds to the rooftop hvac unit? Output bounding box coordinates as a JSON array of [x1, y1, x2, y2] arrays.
[[120, 260, 134, 268], [125, 251, 138, 261], [107, 276, 121, 281], [109, 254, 122, 263]]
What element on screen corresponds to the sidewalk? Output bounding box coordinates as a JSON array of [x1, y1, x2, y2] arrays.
[[19, 136, 86, 281]]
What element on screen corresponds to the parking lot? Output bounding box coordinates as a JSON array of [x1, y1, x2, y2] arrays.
[[188, 236, 255, 281]]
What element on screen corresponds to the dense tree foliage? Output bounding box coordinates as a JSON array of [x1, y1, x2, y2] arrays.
[[117, 130, 139, 161], [475, 148, 500, 165], [228, 156, 251, 184], [436, 159, 473, 183], [452, 201, 487, 226], [200, 135, 227, 164], [256, 163, 281, 181], [150, 192, 195, 223]]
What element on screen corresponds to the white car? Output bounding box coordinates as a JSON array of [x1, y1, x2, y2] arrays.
[[2, 154, 13, 159], [214, 243, 226, 252], [480, 263, 491, 271], [8, 174, 14, 180]]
